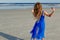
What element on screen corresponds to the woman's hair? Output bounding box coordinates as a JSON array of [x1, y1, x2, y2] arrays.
[[34, 2, 42, 17]]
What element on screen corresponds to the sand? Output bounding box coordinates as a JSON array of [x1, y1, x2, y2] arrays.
[[0, 8, 60, 40]]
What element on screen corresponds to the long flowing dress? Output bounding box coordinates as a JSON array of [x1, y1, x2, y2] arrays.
[[30, 10, 45, 40]]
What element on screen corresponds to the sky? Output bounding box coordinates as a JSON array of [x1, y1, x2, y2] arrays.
[[0, 0, 60, 3]]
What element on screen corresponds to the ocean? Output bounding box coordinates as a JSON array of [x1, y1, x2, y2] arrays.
[[0, 3, 60, 9]]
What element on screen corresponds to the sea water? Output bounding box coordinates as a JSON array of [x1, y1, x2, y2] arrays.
[[0, 3, 60, 9]]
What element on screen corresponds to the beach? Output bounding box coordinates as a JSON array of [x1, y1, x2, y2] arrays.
[[0, 8, 60, 40]]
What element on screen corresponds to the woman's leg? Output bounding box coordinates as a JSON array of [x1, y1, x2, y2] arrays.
[[32, 27, 39, 40], [42, 38, 44, 40], [37, 38, 44, 40], [33, 38, 36, 40], [36, 27, 39, 34]]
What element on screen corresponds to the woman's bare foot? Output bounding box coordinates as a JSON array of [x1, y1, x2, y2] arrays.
[[42, 38, 44, 40], [33, 38, 36, 40]]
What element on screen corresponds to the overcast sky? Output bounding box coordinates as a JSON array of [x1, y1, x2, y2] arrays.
[[0, 0, 60, 3]]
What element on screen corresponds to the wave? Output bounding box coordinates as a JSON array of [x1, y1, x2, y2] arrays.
[[0, 3, 60, 9]]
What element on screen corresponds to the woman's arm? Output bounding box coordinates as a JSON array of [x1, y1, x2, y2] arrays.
[[32, 9, 37, 20], [44, 7, 55, 17], [32, 9, 35, 16]]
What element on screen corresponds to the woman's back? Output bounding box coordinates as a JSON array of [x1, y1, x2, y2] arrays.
[[37, 10, 45, 23]]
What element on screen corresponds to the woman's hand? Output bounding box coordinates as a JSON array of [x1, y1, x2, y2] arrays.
[[48, 7, 55, 17], [50, 7, 55, 12]]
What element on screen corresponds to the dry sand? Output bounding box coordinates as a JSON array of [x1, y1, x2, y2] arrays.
[[0, 8, 60, 40]]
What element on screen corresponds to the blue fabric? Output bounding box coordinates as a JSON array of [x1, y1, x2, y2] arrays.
[[30, 11, 45, 39]]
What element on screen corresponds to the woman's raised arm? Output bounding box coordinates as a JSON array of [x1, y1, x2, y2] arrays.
[[44, 7, 55, 17]]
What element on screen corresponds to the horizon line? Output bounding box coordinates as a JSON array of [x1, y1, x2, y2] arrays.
[[0, 3, 60, 4]]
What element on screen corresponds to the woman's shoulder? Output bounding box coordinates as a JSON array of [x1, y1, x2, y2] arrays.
[[32, 9, 34, 13], [42, 10, 46, 16], [42, 10, 47, 14], [42, 10, 45, 13]]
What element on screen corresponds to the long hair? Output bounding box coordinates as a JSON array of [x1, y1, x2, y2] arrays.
[[34, 2, 42, 18]]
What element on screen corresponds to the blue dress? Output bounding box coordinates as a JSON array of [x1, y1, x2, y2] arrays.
[[30, 11, 45, 39]]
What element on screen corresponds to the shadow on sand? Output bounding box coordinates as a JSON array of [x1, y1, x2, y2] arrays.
[[0, 32, 24, 40]]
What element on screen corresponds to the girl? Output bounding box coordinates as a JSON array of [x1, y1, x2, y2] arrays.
[[30, 2, 55, 40]]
